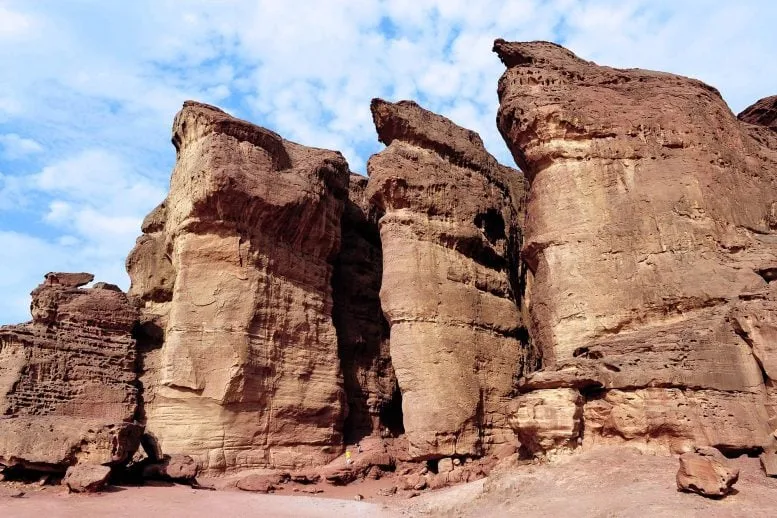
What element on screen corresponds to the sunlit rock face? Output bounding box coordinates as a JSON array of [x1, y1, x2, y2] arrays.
[[366, 98, 531, 460], [128, 101, 350, 472], [494, 40, 777, 453], [0, 273, 142, 471]]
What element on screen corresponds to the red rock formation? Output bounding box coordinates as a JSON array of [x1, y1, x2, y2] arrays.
[[332, 173, 400, 440], [128, 101, 350, 472], [0, 273, 142, 471], [494, 40, 777, 454], [367, 99, 530, 460], [739, 95, 777, 132]]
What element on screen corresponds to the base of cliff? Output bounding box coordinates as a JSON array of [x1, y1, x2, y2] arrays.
[[3, 447, 777, 517]]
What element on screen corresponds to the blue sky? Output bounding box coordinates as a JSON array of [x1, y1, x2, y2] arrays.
[[1, 0, 776, 324]]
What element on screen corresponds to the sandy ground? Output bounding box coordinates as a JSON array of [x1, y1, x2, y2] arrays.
[[3, 447, 777, 517]]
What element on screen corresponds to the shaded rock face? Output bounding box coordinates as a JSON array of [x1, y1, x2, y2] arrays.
[[332, 173, 400, 441], [128, 101, 350, 472], [366, 99, 530, 460], [739, 95, 777, 132], [494, 40, 777, 453], [0, 273, 141, 471]]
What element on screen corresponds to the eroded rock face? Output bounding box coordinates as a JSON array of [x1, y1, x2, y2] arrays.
[[333, 173, 399, 440], [676, 447, 740, 498], [0, 273, 141, 471], [367, 99, 530, 460], [494, 40, 777, 453], [739, 95, 777, 132], [128, 101, 350, 472]]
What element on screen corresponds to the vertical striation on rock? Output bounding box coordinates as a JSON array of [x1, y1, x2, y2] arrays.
[[128, 101, 350, 472], [332, 173, 400, 441], [366, 98, 530, 460], [0, 273, 142, 471], [494, 40, 777, 453]]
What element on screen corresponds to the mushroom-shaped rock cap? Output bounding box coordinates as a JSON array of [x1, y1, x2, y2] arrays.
[[370, 98, 498, 173], [172, 100, 291, 170], [43, 272, 94, 288], [492, 39, 585, 68]]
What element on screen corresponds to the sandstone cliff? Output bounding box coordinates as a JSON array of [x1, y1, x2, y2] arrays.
[[494, 40, 777, 454], [366, 99, 530, 460], [128, 101, 350, 472], [0, 273, 142, 471], [333, 173, 400, 441]]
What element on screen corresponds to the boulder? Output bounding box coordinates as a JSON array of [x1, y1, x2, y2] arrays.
[[128, 101, 350, 472], [0, 273, 142, 471], [236, 473, 287, 493], [760, 450, 777, 477], [494, 39, 777, 453], [437, 458, 454, 473], [141, 454, 198, 482], [509, 388, 582, 455], [64, 464, 112, 493], [367, 99, 530, 460], [676, 447, 739, 498]]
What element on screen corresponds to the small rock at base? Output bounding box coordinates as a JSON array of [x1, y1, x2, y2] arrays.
[[676, 446, 739, 498], [354, 494, 363, 501], [760, 451, 777, 477], [64, 464, 112, 493]]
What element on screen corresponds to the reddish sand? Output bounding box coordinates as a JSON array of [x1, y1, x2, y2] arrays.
[[3, 448, 777, 517]]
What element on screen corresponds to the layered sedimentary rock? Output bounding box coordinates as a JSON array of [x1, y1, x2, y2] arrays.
[[128, 101, 349, 471], [0, 273, 141, 471], [367, 99, 529, 460], [332, 173, 399, 440], [494, 40, 777, 453]]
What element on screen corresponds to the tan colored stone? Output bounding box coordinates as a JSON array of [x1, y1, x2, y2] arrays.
[[509, 388, 582, 454], [0, 273, 141, 471], [677, 447, 739, 498], [64, 464, 112, 493], [129, 101, 350, 472], [367, 99, 530, 460], [494, 40, 777, 452]]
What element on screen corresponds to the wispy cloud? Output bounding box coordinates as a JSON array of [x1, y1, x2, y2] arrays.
[[0, 0, 776, 323]]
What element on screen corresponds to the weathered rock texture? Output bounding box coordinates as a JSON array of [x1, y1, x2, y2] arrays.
[[739, 95, 777, 132], [128, 101, 350, 472], [676, 447, 740, 498], [0, 273, 141, 471], [494, 40, 777, 454], [333, 173, 400, 440], [367, 99, 529, 460]]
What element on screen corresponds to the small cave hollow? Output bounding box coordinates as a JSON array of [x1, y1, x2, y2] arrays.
[[474, 209, 507, 245]]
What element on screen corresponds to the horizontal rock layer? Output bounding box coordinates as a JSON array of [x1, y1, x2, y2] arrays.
[[367, 98, 531, 460], [0, 273, 141, 470], [494, 39, 777, 453], [128, 101, 350, 472]]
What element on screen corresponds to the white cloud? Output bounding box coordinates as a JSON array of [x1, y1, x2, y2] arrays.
[[0, 133, 43, 159]]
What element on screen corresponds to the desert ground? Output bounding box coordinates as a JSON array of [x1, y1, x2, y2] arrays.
[[3, 448, 776, 517]]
